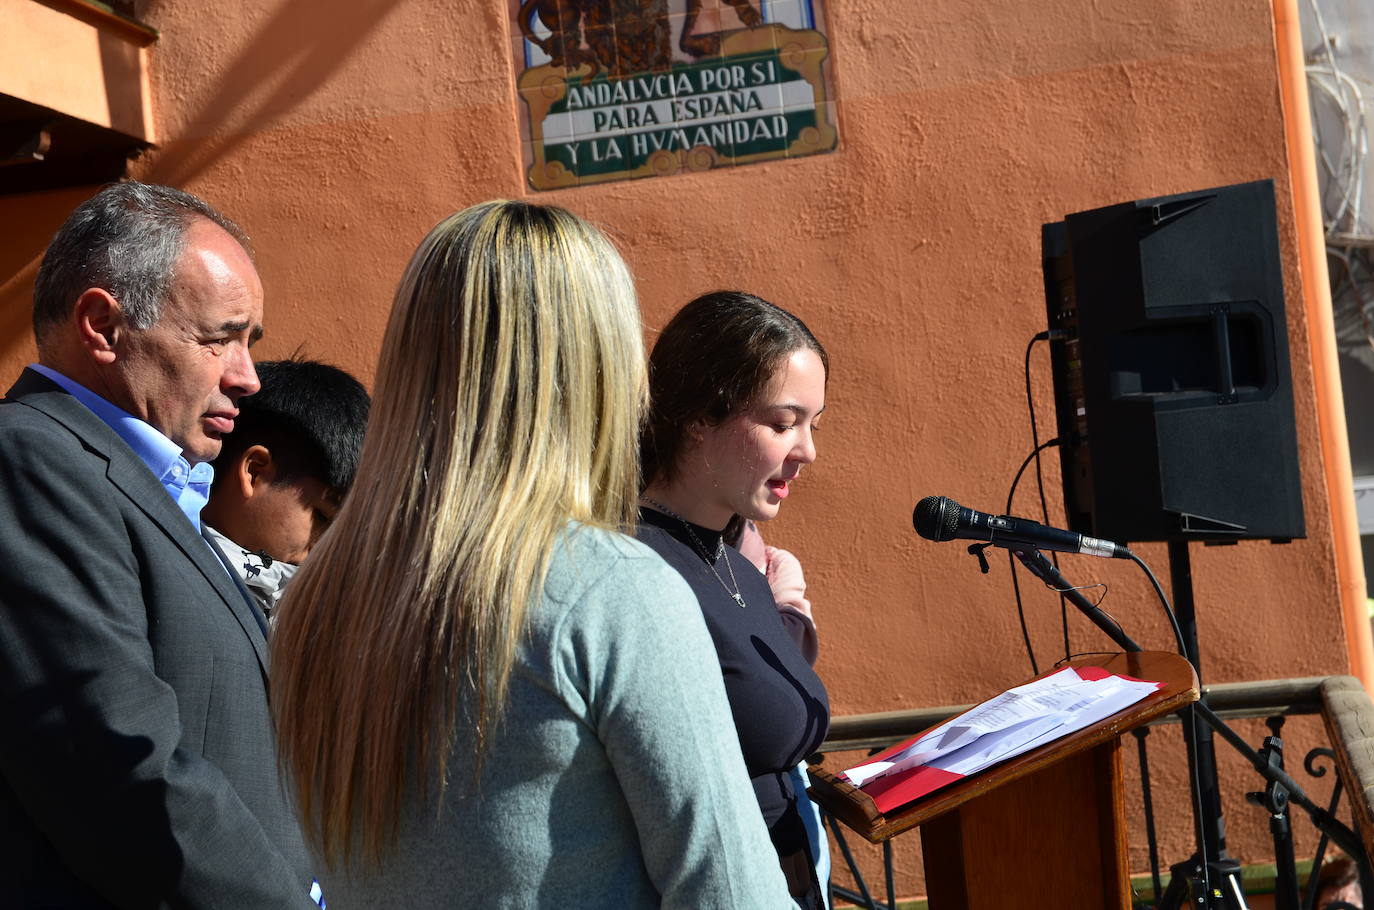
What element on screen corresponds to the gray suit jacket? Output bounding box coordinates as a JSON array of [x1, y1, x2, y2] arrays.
[[0, 370, 314, 909]]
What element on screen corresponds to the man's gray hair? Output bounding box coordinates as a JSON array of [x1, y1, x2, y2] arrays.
[[32, 181, 252, 341]]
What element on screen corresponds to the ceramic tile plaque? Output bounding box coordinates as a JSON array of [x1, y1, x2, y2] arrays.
[[512, 0, 837, 190]]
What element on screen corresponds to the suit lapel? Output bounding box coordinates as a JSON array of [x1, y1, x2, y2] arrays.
[[7, 370, 271, 674], [104, 453, 272, 671]]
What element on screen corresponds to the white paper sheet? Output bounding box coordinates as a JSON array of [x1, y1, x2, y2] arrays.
[[841, 669, 1157, 787]]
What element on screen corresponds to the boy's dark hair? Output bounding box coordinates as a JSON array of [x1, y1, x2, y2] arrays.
[[215, 358, 370, 491]]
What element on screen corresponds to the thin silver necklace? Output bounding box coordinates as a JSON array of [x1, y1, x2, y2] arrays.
[[641, 496, 747, 608]]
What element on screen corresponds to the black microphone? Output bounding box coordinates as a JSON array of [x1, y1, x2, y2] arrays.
[[913, 495, 1131, 559]]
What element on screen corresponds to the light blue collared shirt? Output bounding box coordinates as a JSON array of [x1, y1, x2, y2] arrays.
[[29, 364, 214, 531]]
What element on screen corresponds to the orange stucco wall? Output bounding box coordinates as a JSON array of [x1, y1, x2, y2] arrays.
[[0, 0, 1355, 895]]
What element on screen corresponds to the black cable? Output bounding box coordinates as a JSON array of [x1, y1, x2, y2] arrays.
[[1006, 550, 1039, 676], [1124, 543, 1202, 900], [1022, 333, 1072, 663], [1005, 436, 1063, 508], [1015, 331, 1205, 906], [1020, 330, 1187, 655], [1004, 435, 1062, 677], [1026, 329, 1188, 660], [1124, 549, 1188, 658]]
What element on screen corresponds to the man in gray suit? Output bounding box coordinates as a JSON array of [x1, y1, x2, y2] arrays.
[[0, 183, 316, 908]]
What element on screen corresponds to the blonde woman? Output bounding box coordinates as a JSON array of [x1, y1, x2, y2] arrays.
[[271, 202, 796, 909]]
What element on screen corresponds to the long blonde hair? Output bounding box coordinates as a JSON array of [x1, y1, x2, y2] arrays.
[[271, 201, 646, 865]]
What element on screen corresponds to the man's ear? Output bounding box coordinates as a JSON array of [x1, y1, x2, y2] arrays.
[[72, 289, 124, 366], [239, 445, 277, 498]]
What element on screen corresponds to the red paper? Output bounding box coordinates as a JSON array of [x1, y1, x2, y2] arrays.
[[864, 765, 967, 814]]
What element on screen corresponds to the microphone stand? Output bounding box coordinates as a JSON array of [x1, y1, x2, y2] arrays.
[[1015, 544, 1221, 906], [971, 542, 1215, 904], [1009, 546, 1143, 653]]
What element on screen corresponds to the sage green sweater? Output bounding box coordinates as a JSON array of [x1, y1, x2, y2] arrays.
[[318, 525, 798, 909]]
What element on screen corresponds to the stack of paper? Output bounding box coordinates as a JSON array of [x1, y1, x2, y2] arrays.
[[839, 667, 1159, 811]]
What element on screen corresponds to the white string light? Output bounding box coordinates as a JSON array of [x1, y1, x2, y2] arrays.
[[1304, 0, 1374, 359]]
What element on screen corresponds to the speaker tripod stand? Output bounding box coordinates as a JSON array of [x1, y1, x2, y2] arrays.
[[1152, 541, 1248, 910]]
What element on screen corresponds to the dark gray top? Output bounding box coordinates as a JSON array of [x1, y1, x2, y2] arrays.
[[636, 509, 829, 907]]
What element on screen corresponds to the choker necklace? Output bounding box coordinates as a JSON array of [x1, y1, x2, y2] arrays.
[[641, 496, 747, 608]]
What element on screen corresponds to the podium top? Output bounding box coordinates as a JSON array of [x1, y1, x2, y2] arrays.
[[808, 651, 1199, 843]]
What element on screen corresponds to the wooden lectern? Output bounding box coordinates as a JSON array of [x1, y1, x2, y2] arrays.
[[808, 652, 1199, 909]]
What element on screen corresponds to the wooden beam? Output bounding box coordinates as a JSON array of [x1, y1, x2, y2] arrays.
[[0, 121, 53, 167]]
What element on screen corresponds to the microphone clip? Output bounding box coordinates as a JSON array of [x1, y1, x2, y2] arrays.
[[967, 542, 994, 574]]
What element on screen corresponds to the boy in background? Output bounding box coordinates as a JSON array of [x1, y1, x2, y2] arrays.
[[203, 357, 370, 620]]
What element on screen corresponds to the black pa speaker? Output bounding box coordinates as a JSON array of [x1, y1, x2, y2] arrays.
[[1042, 179, 1305, 543]]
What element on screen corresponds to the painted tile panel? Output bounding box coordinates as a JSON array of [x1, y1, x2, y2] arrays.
[[511, 0, 838, 190]]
